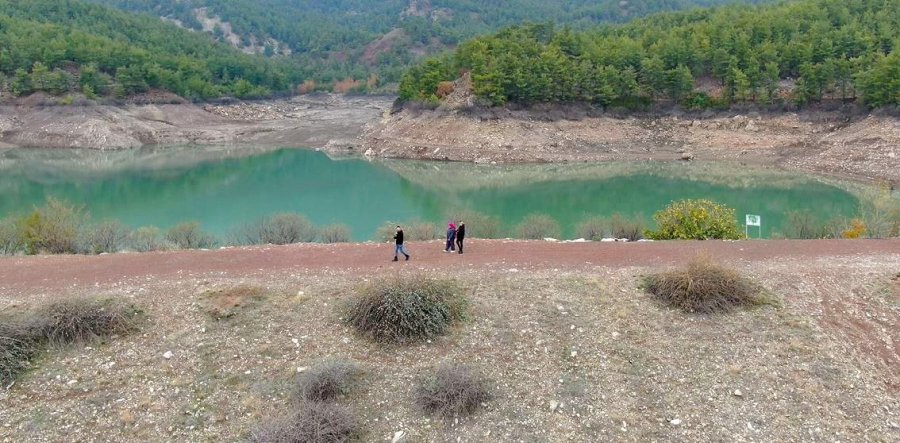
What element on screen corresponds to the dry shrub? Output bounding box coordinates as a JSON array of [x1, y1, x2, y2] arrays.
[[416, 363, 491, 418], [78, 220, 129, 254], [517, 214, 561, 240], [346, 276, 466, 344], [0, 321, 40, 385], [22, 197, 87, 254], [129, 226, 167, 252], [31, 298, 140, 347], [295, 360, 361, 403], [166, 222, 217, 249], [201, 285, 267, 319], [781, 210, 828, 239], [0, 298, 140, 384], [319, 225, 351, 244], [332, 77, 362, 94], [575, 216, 606, 240], [297, 79, 317, 94], [644, 258, 769, 314], [249, 402, 361, 443], [842, 218, 867, 239], [435, 81, 455, 98], [374, 221, 438, 242], [234, 213, 317, 245], [0, 216, 23, 255], [608, 213, 645, 241], [445, 210, 503, 239]]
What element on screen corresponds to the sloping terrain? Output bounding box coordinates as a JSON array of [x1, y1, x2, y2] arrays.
[[0, 240, 898, 441]]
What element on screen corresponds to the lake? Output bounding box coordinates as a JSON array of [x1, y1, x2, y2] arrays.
[[0, 147, 861, 240]]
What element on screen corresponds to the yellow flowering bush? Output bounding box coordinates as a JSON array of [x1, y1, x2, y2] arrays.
[[647, 199, 744, 240]]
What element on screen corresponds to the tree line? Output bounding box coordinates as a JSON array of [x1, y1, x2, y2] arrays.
[[399, 0, 899, 108]]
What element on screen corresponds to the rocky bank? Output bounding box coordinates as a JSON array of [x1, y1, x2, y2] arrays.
[[354, 106, 900, 184]]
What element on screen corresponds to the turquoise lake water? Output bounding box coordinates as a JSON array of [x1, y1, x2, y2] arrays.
[[0, 147, 861, 240]]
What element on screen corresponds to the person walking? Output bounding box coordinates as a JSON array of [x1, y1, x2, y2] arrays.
[[393, 225, 410, 262], [444, 222, 456, 252], [455, 221, 465, 254]]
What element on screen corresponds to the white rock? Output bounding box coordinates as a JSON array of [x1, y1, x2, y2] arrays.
[[549, 400, 561, 412], [364, 148, 375, 157], [670, 418, 682, 426], [297, 367, 308, 373], [391, 430, 407, 443], [733, 389, 743, 397], [543, 237, 559, 242], [163, 351, 174, 359], [600, 238, 616, 242]]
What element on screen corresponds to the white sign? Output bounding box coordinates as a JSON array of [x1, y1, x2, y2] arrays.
[[745, 214, 761, 227]]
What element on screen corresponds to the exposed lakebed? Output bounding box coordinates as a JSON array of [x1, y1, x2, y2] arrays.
[[0, 147, 860, 240]]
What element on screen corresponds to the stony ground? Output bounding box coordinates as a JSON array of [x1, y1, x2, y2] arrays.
[[356, 108, 900, 184], [0, 240, 898, 442]]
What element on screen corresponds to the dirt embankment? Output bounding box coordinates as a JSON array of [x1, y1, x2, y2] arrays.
[[356, 105, 900, 183], [0, 94, 391, 150]]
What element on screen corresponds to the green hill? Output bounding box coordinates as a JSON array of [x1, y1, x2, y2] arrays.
[[88, 0, 767, 91], [399, 0, 900, 108], [0, 0, 300, 101]]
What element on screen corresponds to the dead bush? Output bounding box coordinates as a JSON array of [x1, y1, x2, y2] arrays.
[[166, 222, 217, 249], [32, 298, 140, 347], [0, 216, 23, 255], [129, 226, 166, 252], [517, 214, 561, 240], [643, 258, 769, 314], [78, 220, 129, 254], [234, 213, 318, 245], [374, 221, 438, 242], [416, 363, 491, 418], [0, 298, 140, 384], [249, 402, 362, 443], [201, 285, 267, 319], [346, 276, 466, 344], [608, 213, 645, 241], [445, 210, 503, 239], [319, 225, 351, 244], [295, 360, 361, 403], [575, 217, 606, 240]]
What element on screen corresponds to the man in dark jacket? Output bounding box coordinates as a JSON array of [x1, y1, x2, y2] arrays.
[[455, 221, 466, 254], [393, 225, 410, 262]]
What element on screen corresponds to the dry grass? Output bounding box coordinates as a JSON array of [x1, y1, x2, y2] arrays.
[[200, 285, 268, 320], [249, 402, 362, 443], [643, 258, 771, 314], [295, 360, 362, 403], [346, 276, 466, 344], [416, 363, 491, 418], [0, 298, 139, 384]]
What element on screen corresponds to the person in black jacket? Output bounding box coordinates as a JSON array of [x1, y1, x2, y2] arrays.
[[455, 221, 466, 254], [393, 225, 410, 262]]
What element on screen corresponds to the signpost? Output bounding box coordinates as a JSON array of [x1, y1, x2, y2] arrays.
[[745, 214, 761, 239]]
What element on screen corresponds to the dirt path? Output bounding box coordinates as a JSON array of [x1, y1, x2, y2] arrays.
[[1, 239, 897, 293]]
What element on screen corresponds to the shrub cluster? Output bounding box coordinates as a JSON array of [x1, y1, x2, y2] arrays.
[[374, 220, 439, 242], [251, 360, 363, 443], [347, 276, 466, 344], [319, 224, 352, 244], [575, 213, 645, 241], [445, 210, 504, 239], [647, 199, 744, 240], [233, 213, 317, 245], [416, 363, 491, 418], [517, 214, 561, 240], [643, 258, 769, 314], [0, 297, 140, 384]]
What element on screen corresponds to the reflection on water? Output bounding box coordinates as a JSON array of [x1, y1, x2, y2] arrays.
[[0, 147, 861, 239]]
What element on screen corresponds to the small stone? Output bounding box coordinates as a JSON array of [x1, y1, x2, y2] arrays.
[[549, 400, 561, 412], [297, 367, 308, 373], [163, 351, 174, 359], [66, 379, 78, 385], [391, 430, 407, 443], [670, 418, 682, 426], [680, 152, 694, 161], [733, 389, 743, 397]]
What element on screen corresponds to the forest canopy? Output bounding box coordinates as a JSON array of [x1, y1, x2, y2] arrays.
[[398, 0, 900, 108]]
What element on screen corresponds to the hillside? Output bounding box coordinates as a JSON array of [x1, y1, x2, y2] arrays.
[[88, 0, 768, 91], [399, 0, 900, 108], [0, 0, 300, 101]]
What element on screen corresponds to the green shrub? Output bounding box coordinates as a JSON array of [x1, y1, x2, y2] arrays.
[[517, 214, 561, 240], [22, 197, 87, 254], [647, 199, 743, 240], [295, 360, 361, 403], [608, 213, 645, 241], [416, 363, 491, 418], [346, 276, 466, 344], [234, 213, 317, 245], [166, 222, 217, 249], [319, 224, 351, 243], [446, 210, 503, 239], [78, 220, 129, 254], [0, 216, 24, 255], [643, 258, 769, 314], [575, 216, 606, 240], [129, 226, 165, 252], [249, 402, 361, 443]]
